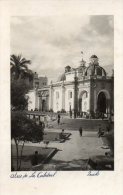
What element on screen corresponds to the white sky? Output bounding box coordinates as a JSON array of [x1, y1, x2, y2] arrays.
[[11, 15, 114, 82]]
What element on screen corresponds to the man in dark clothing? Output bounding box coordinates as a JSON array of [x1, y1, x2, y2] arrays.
[[79, 127, 83, 137], [70, 110, 72, 118], [57, 114, 61, 125], [31, 151, 39, 166]]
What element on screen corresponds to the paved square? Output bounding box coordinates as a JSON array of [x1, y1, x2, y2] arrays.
[[11, 124, 111, 170]]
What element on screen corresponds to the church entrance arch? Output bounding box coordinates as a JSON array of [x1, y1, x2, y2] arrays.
[[42, 99, 46, 111], [38, 90, 49, 112], [97, 92, 106, 113], [97, 90, 110, 118]]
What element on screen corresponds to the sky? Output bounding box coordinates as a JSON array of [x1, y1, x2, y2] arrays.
[[11, 15, 114, 83]]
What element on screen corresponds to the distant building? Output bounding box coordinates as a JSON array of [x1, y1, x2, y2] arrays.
[[33, 72, 48, 88], [28, 55, 114, 118]]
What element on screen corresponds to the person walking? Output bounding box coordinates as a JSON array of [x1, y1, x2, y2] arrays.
[[57, 114, 61, 125], [70, 109, 72, 118], [79, 127, 83, 137]]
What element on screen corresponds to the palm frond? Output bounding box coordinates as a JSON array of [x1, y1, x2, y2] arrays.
[[10, 54, 32, 80]]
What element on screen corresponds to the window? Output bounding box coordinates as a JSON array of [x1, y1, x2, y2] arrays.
[[56, 91, 59, 99], [70, 91, 72, 98], [68, 91, 72, 99], [35, 82, 39, 88]]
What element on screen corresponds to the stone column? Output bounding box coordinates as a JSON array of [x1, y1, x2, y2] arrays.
[[106, 99, 111, 119], [39, 96, 42, 111], [49, 85, 53, 110], [74, 70, 78, 118], [61, 82, 65, 110], [45, 94, 49, 111], [93, 90, 96, 112], [35, 89, 39, 110], [88, 81, 91, 115]]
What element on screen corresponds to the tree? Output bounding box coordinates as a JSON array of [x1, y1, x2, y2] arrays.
[[11, 79, 29, 110], [11, 111, 44, 170], [10, 54, 33, 81], [10, 54, 40, 170], [10, 54, 34, 110]]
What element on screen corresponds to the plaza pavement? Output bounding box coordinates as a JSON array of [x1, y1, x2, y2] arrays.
[[17, 128, 110, 170], [41, 128, 110, 170], [44, 128, 109, 161], [12, 116, 110, 170]]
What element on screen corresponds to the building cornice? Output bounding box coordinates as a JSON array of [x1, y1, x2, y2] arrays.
[[36, 76, 113, 91]]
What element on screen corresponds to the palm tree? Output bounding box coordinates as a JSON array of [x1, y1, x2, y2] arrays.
[[10, 54, 32, 80]]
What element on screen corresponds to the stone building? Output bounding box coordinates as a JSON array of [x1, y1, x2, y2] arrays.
[[28, 55, 114, 118], [33, 72, 48, 89]]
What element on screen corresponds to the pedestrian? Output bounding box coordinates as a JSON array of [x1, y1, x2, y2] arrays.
[[97, 124, 104, 137], [31, 151, 39, 166], [70, 110, 72, 118], [79, 127, 83, 137], [57, 114, 61, 125], [62, 129, 64, 133]]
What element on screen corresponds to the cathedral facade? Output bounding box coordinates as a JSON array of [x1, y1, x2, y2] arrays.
[[28, 55, 114, 119]]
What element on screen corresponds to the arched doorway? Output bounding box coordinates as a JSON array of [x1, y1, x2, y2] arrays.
[[97, 92, 106, 113], [38, 90, 49, 112], [42, 99, 46, 111]]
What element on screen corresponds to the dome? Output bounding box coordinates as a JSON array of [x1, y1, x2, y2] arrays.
[[57, 73, 66, 82], [84, 54, 106, 76], [90, 54, 99, 66], [85, 65, 106, 77], [65, 65, 71, 73], [90, 54, 98, 59]]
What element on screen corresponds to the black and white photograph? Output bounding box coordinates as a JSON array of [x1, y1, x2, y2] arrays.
[[11, 15, 114, 171], [1, 0, 123, 195]]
